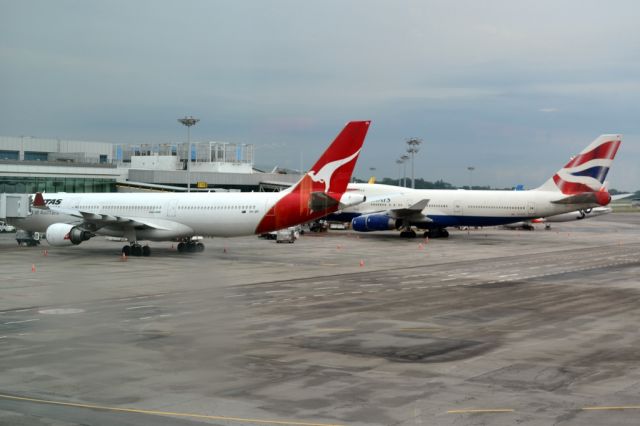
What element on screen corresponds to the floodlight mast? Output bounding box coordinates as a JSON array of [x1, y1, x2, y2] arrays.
[[400, 154, 410, 187], [467, 166, 475, 190], [178, 116, 200, 192], [406, 137, 422, 189]]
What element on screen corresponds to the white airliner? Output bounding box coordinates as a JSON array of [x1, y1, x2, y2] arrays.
[[329, 134, 622, 238], [503, 191, 632, 230], [9, 121, 371, 256], [503, 206, 612, 230]]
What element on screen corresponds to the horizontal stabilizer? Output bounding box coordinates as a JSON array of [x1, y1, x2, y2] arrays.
[[309, 192, 339, 212], [611, 193, 633, 201], [551, 191, 610, 206]]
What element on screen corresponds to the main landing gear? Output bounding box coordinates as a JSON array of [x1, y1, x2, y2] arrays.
[[399, 227, 449, 239], [423, 228, 449, 239], [400, 229, 417, 238], [177, 240, 205, 253], [122, 243, 151, 257]]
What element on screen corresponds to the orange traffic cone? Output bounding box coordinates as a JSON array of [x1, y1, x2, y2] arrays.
[[31, 264, 36, 272], [359, 259, 365, 267]]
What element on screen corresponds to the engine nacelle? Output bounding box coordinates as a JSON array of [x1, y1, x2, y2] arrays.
[[338, 192, 366, 209], [46, 223, 93, 246], [351, 214, 399, 232]]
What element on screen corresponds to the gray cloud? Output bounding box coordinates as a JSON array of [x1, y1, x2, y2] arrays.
[[1, 0, 638, 189]]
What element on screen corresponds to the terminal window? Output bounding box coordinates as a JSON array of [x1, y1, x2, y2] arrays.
[[0, 150, 19, 160]]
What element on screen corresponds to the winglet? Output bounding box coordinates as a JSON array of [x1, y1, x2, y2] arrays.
[[33, 192, 48, 209]]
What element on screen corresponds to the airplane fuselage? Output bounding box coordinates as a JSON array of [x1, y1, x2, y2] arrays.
[[341, 183, 604, 228], [10, 191, 284, 239]]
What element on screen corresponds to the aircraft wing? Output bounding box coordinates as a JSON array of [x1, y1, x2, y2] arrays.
[[32, 193, 173, 231], [388, 199, 431, 220]]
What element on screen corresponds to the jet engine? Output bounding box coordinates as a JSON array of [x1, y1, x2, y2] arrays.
[[351, 214, 401, 232], [46, 223, 93, 246]]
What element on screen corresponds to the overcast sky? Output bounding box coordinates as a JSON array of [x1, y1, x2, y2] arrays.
[[2, 0, 639, 189]]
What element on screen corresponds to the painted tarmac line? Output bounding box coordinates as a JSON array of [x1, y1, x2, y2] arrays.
[[3, 318, 40, 325], [125, 305, 154, 310], [582, 406, 640, 411], [447, 408, 514, 414], [0, 393, 344, 426]]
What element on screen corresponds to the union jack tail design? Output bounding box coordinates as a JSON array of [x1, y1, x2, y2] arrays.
[[536, 134, 622, 194]]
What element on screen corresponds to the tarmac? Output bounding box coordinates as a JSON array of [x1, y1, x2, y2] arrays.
[[1, 213, 639, 425]]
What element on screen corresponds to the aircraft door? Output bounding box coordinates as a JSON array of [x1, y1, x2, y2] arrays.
[[453, 200, 463, 215], [167, 199, 177, 217], [527, 201, 536, 217]]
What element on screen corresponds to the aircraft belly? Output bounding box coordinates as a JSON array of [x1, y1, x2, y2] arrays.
[[429, 215, 532, 227]]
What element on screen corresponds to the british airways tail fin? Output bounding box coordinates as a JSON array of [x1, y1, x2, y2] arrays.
[[535, 134, 622, 194]]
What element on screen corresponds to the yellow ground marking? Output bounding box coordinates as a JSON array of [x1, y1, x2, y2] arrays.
[[583, 406, 640, 411], [447, 408, 514, 414], [0, 393, 344, 426]]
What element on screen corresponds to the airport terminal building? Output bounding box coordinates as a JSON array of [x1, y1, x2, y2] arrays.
[[0, 136, 300, 194]]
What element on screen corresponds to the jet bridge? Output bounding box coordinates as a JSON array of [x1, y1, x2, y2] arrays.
[[0, 194, 31, 219]]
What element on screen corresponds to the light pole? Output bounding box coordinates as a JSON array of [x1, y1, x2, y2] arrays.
[[395, 159, 404, 186], [406, 137, 422, 189], [467, 166, 475, 190], [178, 116, 199, 192], [400, 154, 409, 187]]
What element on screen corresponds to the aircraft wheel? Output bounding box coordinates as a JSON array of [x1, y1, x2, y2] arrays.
[[132, 245, 143, 256], [122, 245, 131, 256], [177, 242, 186, 253], [196, 242, 205, 252], [142, 245, 151, 256], [441, 229, 449, 238]]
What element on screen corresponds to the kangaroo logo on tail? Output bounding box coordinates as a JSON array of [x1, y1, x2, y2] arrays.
[[308, 149, 361, 193], [551, 135, 621, 195]]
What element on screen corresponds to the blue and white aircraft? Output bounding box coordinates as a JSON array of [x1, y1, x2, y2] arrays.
[[332, 134, 623, 238]]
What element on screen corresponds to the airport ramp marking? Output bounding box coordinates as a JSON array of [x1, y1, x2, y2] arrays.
[[447, 408, 514, 414], [582, 405, 640, 411], [2, 318, 39, 325], [0, 393, 345, 426]]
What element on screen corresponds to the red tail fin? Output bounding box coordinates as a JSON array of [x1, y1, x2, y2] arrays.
[[305, 121, 371, 197], [255, 121, 370, 234], [33, 192, 47, 208]]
